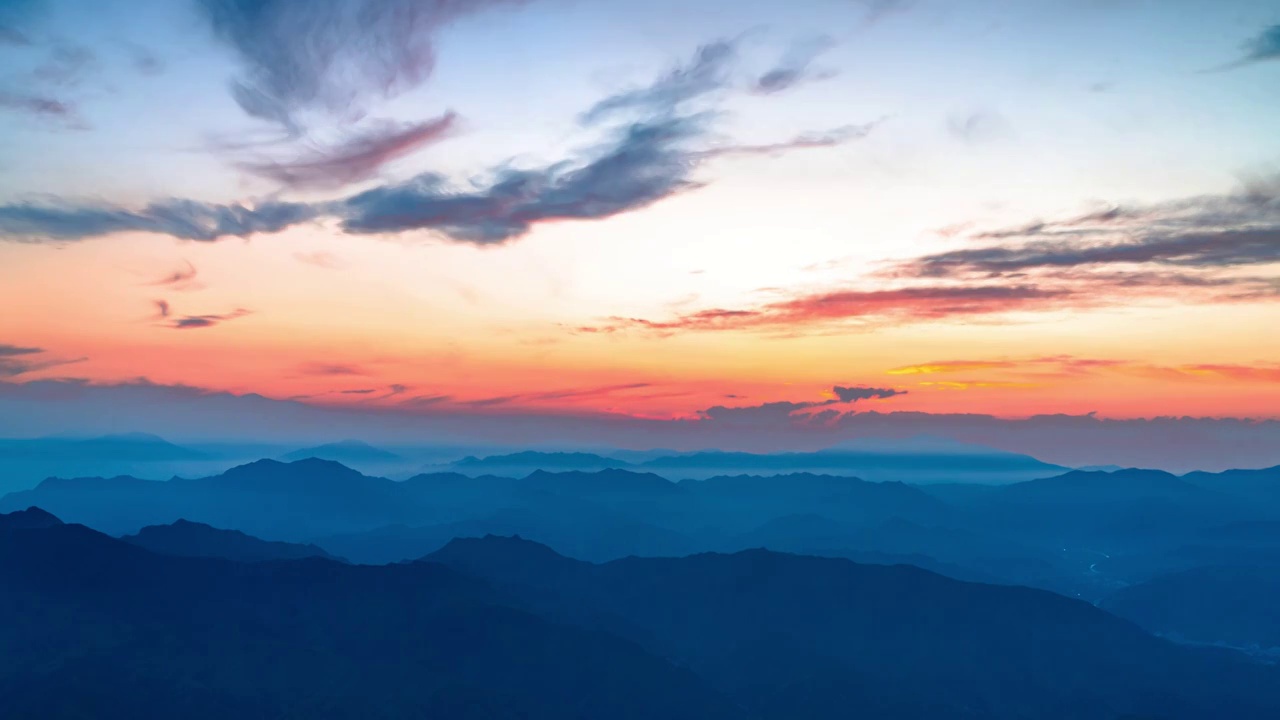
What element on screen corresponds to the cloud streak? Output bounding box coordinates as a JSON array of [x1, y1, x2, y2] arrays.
[[0, 344, 85, 377], [589, 284, 1075, 334], [580, 40, 736, 125], [699, 384, 906, 424], [751, 36, 837, 94], [234, 112, 458, 190]]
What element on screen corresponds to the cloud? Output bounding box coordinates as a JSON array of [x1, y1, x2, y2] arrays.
[[884, 176, 1280, 307], [0, 91, 82, 127], [0, 197, 320, 242], [161, 307, 251, 330], [1210, 24, 1280, 71], [889, 360, 1018, 375], [235, 112, 458, 190], [580, 40, 736, 125], [456, 382, 654, 409], [703, 121, 881, 159], [0, 40, 876, 246], [0, 344, 41, 357], [751, 36, 837, 94], [147, 261, 200, 290], [294, 251, 344, 269], [153, 299, 171, 318], [298, 362, 366, 376], [198, 0, 527, 133], [591, 284, 1074, 334], [947, 110, 1012, 144], [833, 385, 905, 402], [0, 344, 85, 377], [340, 114, 709, 243], [339, 388, 377, 395], [32, 44, 95, 86], [856, 0, 914, 24], [699, 384, 906, 424]]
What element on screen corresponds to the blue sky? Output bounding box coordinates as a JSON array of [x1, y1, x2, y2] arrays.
[[1, 0, 1279, 462]]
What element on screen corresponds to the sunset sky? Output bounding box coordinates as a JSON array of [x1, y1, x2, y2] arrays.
[[2, 0, 1279, 442]]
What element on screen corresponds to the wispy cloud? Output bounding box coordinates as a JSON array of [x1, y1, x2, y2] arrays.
[[146, 261, 200, 291], [1207, 24, 1280, 72], [198, 0, 527, 133], [580, 40, 736, 125], [0, 343, 86, 377], [0, 39, 877, 245], [298, 362, 367, 376], [152, 303, 251, 330], [587, 284, 1074, 334], [751, 35, 837, 94], [234, 112, 458, 190]]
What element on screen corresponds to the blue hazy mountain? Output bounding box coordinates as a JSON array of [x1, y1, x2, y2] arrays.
[[1103, 564, 1280, 651], [280, 439, 404, 464], [0, 511, 744, 719], [427, 535, 1280, 719], [440, 438, 1068, 484], [122, 519, 343, 563]]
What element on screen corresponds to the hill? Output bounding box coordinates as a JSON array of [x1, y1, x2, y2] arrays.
[[122, 519, 343, 562]]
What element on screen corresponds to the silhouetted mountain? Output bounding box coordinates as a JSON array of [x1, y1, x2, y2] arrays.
[[427, 535, 1280, 719], [679, 472, 949, 530], [449, 451, 632, 475], [0, 506, 63, 530], [280, 439, 403, 464], [1183, 466, 1280, 506], [0, 433, 204, 462], [123, 519, 343, 563], [0, 519, 746, 719], [1103, 565, 1280, 651], [633, 444, 1066, 483]]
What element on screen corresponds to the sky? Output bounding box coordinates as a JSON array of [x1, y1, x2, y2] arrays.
[[1, 0, 1279, 460]]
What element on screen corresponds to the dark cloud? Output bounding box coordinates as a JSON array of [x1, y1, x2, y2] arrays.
[[339, 388, 377, 395], [164, 308, 251, 330], [1211, 24, 1280, 71], [153, 299, 171, 318], [147, 261, 200, 290], [298, 362, 366, 376], [0, 39, 874, 245], [340, 114, 708, 243], [751, 36, 837, 94], [235, 112, 458, 190], [580, 40, 736, 125], [0, 197, 319, 242], [0, 344, 41, 357], [0, 26, 29, 46], [0, 91, 81, 127], [834, 385, 905, 402], [901, 179, 1280, 280], [700, 384, 907, 425], [199, 0, 526, 133], [0, 344, 85, 377]]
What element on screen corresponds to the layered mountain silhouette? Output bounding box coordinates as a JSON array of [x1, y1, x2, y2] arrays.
[[123, 519, 343, 563], [426, 535, 1280, 719], [0, 510, 746, 719], [1104, 564, 1280, 651], [8, 506, 1280, 719], [280, 439, 403, 464]]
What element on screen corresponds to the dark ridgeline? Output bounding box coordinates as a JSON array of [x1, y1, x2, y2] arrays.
[[122, 519, 344, 563], [0, 511, 744, 720], [4, 508, 1280, 719], [4, 454, 1280, 717]]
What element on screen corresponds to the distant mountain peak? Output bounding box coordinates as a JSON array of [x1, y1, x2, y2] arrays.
[[0, 506, 64, 530]]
